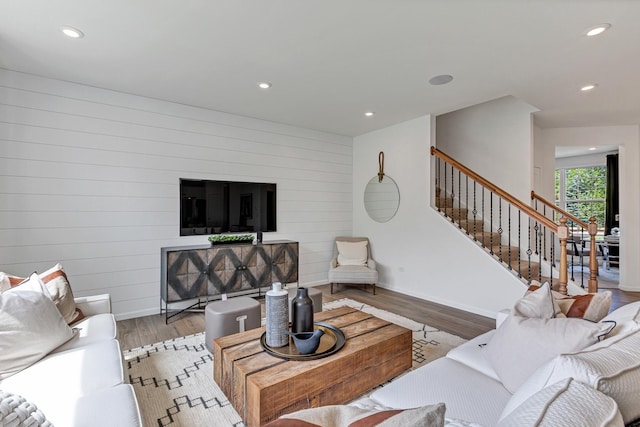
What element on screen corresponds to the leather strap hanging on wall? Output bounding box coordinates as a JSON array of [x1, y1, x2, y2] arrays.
[[378, 151, 385, 182]]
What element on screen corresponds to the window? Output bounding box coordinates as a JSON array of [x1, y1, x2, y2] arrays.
[[555, 166, 606, 232]]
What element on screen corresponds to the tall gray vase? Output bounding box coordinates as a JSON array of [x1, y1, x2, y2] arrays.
[[291, 287, 314, 333], [265, 282, 288, 347]]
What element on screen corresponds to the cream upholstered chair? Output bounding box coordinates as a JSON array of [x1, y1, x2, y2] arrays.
[[328, 236, 378, 295]]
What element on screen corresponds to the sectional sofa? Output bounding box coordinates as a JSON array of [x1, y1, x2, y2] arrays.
[[269, 283, 640, 427], [354, 283, 638, 426], [0, 268, 141, 426]]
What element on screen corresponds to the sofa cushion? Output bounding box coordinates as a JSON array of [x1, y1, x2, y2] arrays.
[[497, 378, 623, 427], [264, 403, 446, 427], [369, 356, 511, 427], [484, 313, 614, 393], [32, 384, 142, 427], [445, 330, 499, 381], [51, 313, 117, 353], [1, 339, 125, 399], [336, 240, 368, 266], [0, 276, 76, 380]]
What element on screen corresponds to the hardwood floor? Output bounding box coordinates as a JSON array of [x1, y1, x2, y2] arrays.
[[116, 283, 640, 350]]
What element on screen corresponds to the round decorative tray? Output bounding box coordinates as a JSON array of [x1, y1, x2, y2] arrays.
[[260, 322, 346, 361]]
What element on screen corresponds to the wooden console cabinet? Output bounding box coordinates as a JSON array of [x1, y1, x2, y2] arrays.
[[161, 240, 298, 320]]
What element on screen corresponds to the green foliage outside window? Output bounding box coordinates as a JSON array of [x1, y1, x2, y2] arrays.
[[555, 166, 606, 229]]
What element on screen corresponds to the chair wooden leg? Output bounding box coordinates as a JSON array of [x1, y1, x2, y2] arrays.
[[372, 283, 376, 295], [330, 283, 334, 294]]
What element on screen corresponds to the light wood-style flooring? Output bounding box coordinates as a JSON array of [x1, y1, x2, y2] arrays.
[[116, 283, 640, 350]]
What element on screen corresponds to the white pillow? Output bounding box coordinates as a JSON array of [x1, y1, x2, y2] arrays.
[[497, 378, 623, 427], [0, 278, 75, 379], [0, 272, 10, 292], [484, 314, 614, 393], [500, 329, 640, 425], [543, 329, 640, 424], [0, 390, 53, 427], [336, 240, 368, 266], [8, 273, 52, 297], [516, 282, 557, 319], [600, 301, 640, 337]]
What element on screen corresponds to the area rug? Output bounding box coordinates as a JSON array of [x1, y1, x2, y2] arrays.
[[123, 298, 467, 427]]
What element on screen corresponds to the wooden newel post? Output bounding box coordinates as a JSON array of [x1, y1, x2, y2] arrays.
[[557, 217, 569, 295], [588, 216, 599, 293]]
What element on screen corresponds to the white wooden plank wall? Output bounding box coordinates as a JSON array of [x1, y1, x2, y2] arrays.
[[0, 69, 353, 319]]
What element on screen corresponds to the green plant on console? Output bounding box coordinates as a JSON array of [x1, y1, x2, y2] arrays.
[[208, 234, 254, 245]]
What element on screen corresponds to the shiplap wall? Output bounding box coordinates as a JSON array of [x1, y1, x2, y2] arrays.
[[0, 69, 353, 319]]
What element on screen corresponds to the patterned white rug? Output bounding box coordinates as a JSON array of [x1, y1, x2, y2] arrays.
[[123, 298, 466, 427]]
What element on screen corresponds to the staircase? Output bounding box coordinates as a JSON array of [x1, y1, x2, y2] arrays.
[[431, 147, 600, 294], [436, 194, 544, 284]]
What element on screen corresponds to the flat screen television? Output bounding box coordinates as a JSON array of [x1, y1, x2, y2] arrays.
[[180, 179, 277, 236]]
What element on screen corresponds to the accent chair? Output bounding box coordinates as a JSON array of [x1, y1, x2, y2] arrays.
[[328, 236, 378, 295]]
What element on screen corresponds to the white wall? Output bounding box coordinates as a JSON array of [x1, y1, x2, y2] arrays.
[[0, 69, 353, 319], [353, 115, 525, 319], [436, 96, 539, 202], [535, 125, 640, 291]]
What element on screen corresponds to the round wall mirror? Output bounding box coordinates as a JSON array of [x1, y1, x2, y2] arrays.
[[364, 175, 400, 223]]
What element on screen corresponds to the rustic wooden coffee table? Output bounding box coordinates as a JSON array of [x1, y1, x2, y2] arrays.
[[213, 305, 412, 426]]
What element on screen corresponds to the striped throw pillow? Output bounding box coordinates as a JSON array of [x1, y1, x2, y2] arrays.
[[0, 264, 84, 325], [263, 403, 446, 427]]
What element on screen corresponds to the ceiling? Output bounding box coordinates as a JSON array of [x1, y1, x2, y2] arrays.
[[2, 0, 639, 137]]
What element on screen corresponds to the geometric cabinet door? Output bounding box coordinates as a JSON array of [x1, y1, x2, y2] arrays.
[[161, 241, 299, 304]]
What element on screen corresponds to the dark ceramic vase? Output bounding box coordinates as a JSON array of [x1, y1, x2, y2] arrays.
[[291, 287, 314, 333]]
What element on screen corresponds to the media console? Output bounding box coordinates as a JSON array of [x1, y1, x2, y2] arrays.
[[160, 240, 298, 322]]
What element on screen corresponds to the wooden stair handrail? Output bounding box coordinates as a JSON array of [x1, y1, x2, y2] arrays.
[[531, 191, 588, 229], [431, 146, 574, 294], [531, 191, 599, 293], [431, 147, 558, 232]]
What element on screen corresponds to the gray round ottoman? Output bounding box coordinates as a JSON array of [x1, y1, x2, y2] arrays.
[[204, 296, 261, 353]]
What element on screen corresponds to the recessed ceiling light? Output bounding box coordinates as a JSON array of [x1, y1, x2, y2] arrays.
[[429, 75, 453, 86], [580, 84, 597, 91], [60, 26, 84, 38], [364, 111, 375, 117], [257, 82, 272, 89], [585, 23, 611, 37]]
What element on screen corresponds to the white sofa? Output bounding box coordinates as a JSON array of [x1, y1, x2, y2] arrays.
[[0, 293, 142, 427], [351, 289, 640, 427]]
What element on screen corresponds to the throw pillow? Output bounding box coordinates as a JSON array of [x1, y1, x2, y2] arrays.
[[484, 313, 615, 393], [0, 390, 53, 427], [0, 264, 83, 324], [336, 240, 368, 266], [600, 301, 640, 337], [540, 329, 640, 424], [516, 282, 558, 319], [0, 272, 27, 289], [10, 272, 52, 296], [527, 282, 612, 322], [263, 403, 446, 427], [499, 328, 640, 425], [0, 283, 75, 380], [38, 263, 83, 324], [497, 378, 623, 427]]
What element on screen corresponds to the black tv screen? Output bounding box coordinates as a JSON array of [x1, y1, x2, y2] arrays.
[[180, 179, 277, 236]]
